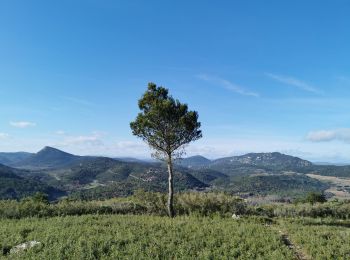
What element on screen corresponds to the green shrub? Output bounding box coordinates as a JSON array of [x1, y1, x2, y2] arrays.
[[176, 192, 246, 216], [295, 192, 327, 205]]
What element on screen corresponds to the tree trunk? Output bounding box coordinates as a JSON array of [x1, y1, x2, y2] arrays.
[[167, 154, 175, 218]]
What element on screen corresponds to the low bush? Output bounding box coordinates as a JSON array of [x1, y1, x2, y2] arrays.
[[273, 200, 350, 219], [133, 190, 247, 217], [1, 191, 349, 220]]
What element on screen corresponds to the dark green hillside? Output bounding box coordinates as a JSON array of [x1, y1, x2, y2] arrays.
[[69, 170, 207, 200], [188, 168, 229, 184], [307, 165, 350, 177], [176, 155, 211, 169], [0, 147, 340, 200], [0, 164, 64, 200], [226, 173, 329, 197], [41, 157, 207, 200]]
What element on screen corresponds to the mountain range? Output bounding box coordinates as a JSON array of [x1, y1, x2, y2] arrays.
[[0, 146, 349, 201]]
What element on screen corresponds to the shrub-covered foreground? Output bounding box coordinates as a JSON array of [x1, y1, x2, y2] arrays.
[[279, 218, 350, 259], [0, 215, 294, 259], [1, 191, 350, 219]]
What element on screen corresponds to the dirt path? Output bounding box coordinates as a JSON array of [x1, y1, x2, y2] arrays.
[[269, 224, 310, 260], [278, 230, 309, 260]]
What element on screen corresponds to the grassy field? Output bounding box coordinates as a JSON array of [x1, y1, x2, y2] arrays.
[[1, 214, 350, 259], [0, 215, 294, 259], [279, 218, 350, 259]]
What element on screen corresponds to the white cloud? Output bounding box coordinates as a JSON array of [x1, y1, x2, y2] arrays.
[[266, 73, 321, 94], [0, 133, 9, 139], [54, 136, 150, 158], [307, 128, 350, 143], [55, 130, 66, 135], [197, 74, 259, 97], [60, 134, 104, 146], [10, 121, 36, 128]]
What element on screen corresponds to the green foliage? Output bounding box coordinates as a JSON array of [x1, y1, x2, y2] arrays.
[[0, 164, 64, 201], [226, 174, 329, 197], [1, 192, 350, 259], [130, 82, 202, 157], [176, 192, 247, 216], [133, 191, 248, 217], [279, 218, 350, 259], [31, 192, 49, 204], [2, 192, 350, 220], [0, 193, 145, 219], [303, 192, 327, 205], [0, 215, 294, 259], [273, 200, 350, 219]]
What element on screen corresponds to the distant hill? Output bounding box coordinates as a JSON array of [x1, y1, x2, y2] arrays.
[[0, 148, 341, 200], [313, 162, 350, 166], [52, 157, 208, 200], [13, 146, 83, 169], [0, 152, 33, 166], [177, 153, 313, 173], [226, 173, 330, 198], [188, 168, 228, 184], [114, 157, 154, 163], [212, 152, 312, 170], [176, 153, 314, 179], [0, 163, 64, 200], [176, 155, 211, 168]]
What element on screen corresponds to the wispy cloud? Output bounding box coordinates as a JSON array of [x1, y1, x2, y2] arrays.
[[266, 73, 321, 94], [306, 128, 350, 143], [197, 74, 259, 97], [0, 133, 9, 139], [10, 121, 36, 128]]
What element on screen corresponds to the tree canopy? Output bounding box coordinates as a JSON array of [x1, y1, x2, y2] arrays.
[[130, 82, 202, 158]]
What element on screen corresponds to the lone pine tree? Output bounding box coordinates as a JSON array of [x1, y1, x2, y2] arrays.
[[130, 83, 202, 217]]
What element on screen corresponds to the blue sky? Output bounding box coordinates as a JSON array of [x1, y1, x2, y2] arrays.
[[1, 0, 350, 162]]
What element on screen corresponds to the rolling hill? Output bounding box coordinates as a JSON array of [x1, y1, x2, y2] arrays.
[[176, 155, 211, 168], [0, 163, 64, 200], [44, 157, 208, 199], [0, 147, 343, 200], [0, 152, 33, 165], [212, 152, 312, 169], [13, 146, 84, 169]]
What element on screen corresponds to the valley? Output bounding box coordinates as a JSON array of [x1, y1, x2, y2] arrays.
[[1, 147, 349, 201], [307, 173, 350, 199]]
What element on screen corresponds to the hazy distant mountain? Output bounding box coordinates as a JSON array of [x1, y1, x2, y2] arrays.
[[114, 157, 155, 163], [176, 155, 211, 168], [175, 152, 314, 178], [13, 146, 83, 169], [313, 162, 350, 166], [212, 152, 312, 169], [0, 152, 33, 166]]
